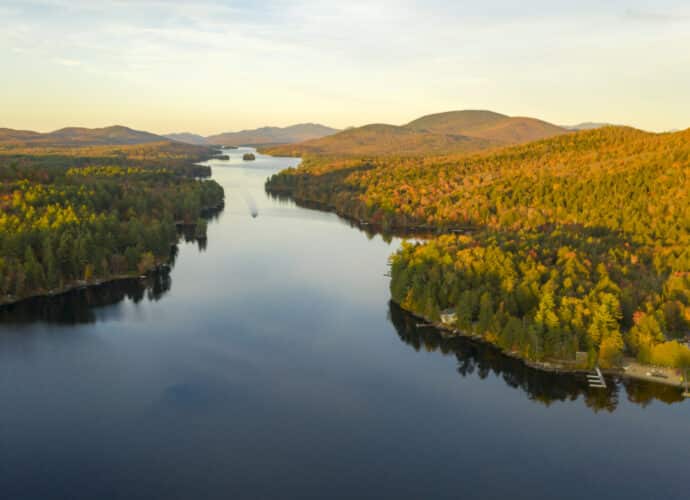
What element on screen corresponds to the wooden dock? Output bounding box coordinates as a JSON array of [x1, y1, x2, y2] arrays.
[[587, 367, 607, 389]]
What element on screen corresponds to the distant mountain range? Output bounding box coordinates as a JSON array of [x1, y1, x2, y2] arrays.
[[163, 132, 209, 146], [0, 125, 167, 146], [205, 123, 339, 147], [0, 116, 624, 154], [166, 123, 340, 147], [263, 110, 569, 157], [562, 122, 616, 131], [0, 123, 339, 150]]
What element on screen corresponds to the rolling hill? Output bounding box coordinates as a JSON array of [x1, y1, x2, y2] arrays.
[[207, 123, 339, 147], [405, 110, 508, 134], [263, 110, 570, 157], [0, 125, 169, 147], [0, 128, 43, 142], [263, 123, 498, 157]]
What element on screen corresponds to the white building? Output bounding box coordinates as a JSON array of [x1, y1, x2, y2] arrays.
[[440, 309, 457, 326]]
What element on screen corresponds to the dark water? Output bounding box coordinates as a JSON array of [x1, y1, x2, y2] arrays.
[[0, 149, 687, 500]]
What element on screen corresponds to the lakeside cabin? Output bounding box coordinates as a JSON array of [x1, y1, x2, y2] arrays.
[[440, 309, 457, 326]]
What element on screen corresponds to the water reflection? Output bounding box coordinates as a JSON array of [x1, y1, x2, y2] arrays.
[[266, 190, 434, 242], [0, 273, 171, 325], [0, 206, 220, 324], [266, 190, 398, 242], [388, 301, 685, 411], [180, 227, 208, 251]]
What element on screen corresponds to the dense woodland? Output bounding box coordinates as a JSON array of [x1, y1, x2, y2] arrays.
[[0, 142, 223, 303], [267, 126, 690, 369]]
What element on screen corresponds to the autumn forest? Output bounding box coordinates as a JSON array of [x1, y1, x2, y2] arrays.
[[266, 124, 690, 371], [0, 140, 224, 303]]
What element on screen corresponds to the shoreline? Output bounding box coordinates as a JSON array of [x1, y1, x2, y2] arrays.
[[0, 143, 225, 310], [0, 265, 171, 308], [0, 201, 225, 309], [266, 184, 688, 393], [265, 188, 442, 238], [394, 301, 688, 391]]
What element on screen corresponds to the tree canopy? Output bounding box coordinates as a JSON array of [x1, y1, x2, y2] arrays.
[[0, 144, 223, 303]]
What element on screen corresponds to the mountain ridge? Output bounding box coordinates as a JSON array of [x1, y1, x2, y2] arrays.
[[263, 110, 570, 157], [0, 123, 341, 149], [206, 123, 339, 147], [164, 132, 209, 145], [0, 125, 169, 146]]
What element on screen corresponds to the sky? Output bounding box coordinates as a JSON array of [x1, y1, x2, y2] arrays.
[[2, 0, 690, 135]]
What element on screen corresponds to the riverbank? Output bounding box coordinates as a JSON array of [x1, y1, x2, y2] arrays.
[[0, 264, 171, 308], [395, 301, 688, 391], [269, 179, 689, 393], [265, 173, 476, 236], [0, 201, 224, 309], [265, 188, 442, 239]]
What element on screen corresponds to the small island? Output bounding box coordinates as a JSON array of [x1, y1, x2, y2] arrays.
[[242, 153, 256, 161]]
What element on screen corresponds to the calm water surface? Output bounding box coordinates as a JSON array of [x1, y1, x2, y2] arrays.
[[0, 149, 687, 500]]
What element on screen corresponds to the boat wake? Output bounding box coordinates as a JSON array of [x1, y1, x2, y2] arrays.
[[241, 191, 259, 218]]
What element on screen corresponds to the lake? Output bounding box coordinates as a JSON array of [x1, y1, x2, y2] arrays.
[[0, 148, 687, 500]]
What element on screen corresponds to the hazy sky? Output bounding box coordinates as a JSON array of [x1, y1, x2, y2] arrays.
[[2, 0, 690, 134]]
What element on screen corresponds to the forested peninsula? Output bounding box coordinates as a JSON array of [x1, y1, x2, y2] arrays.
[[0, 140, 224, 304], [266, 123, 690, 374]]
